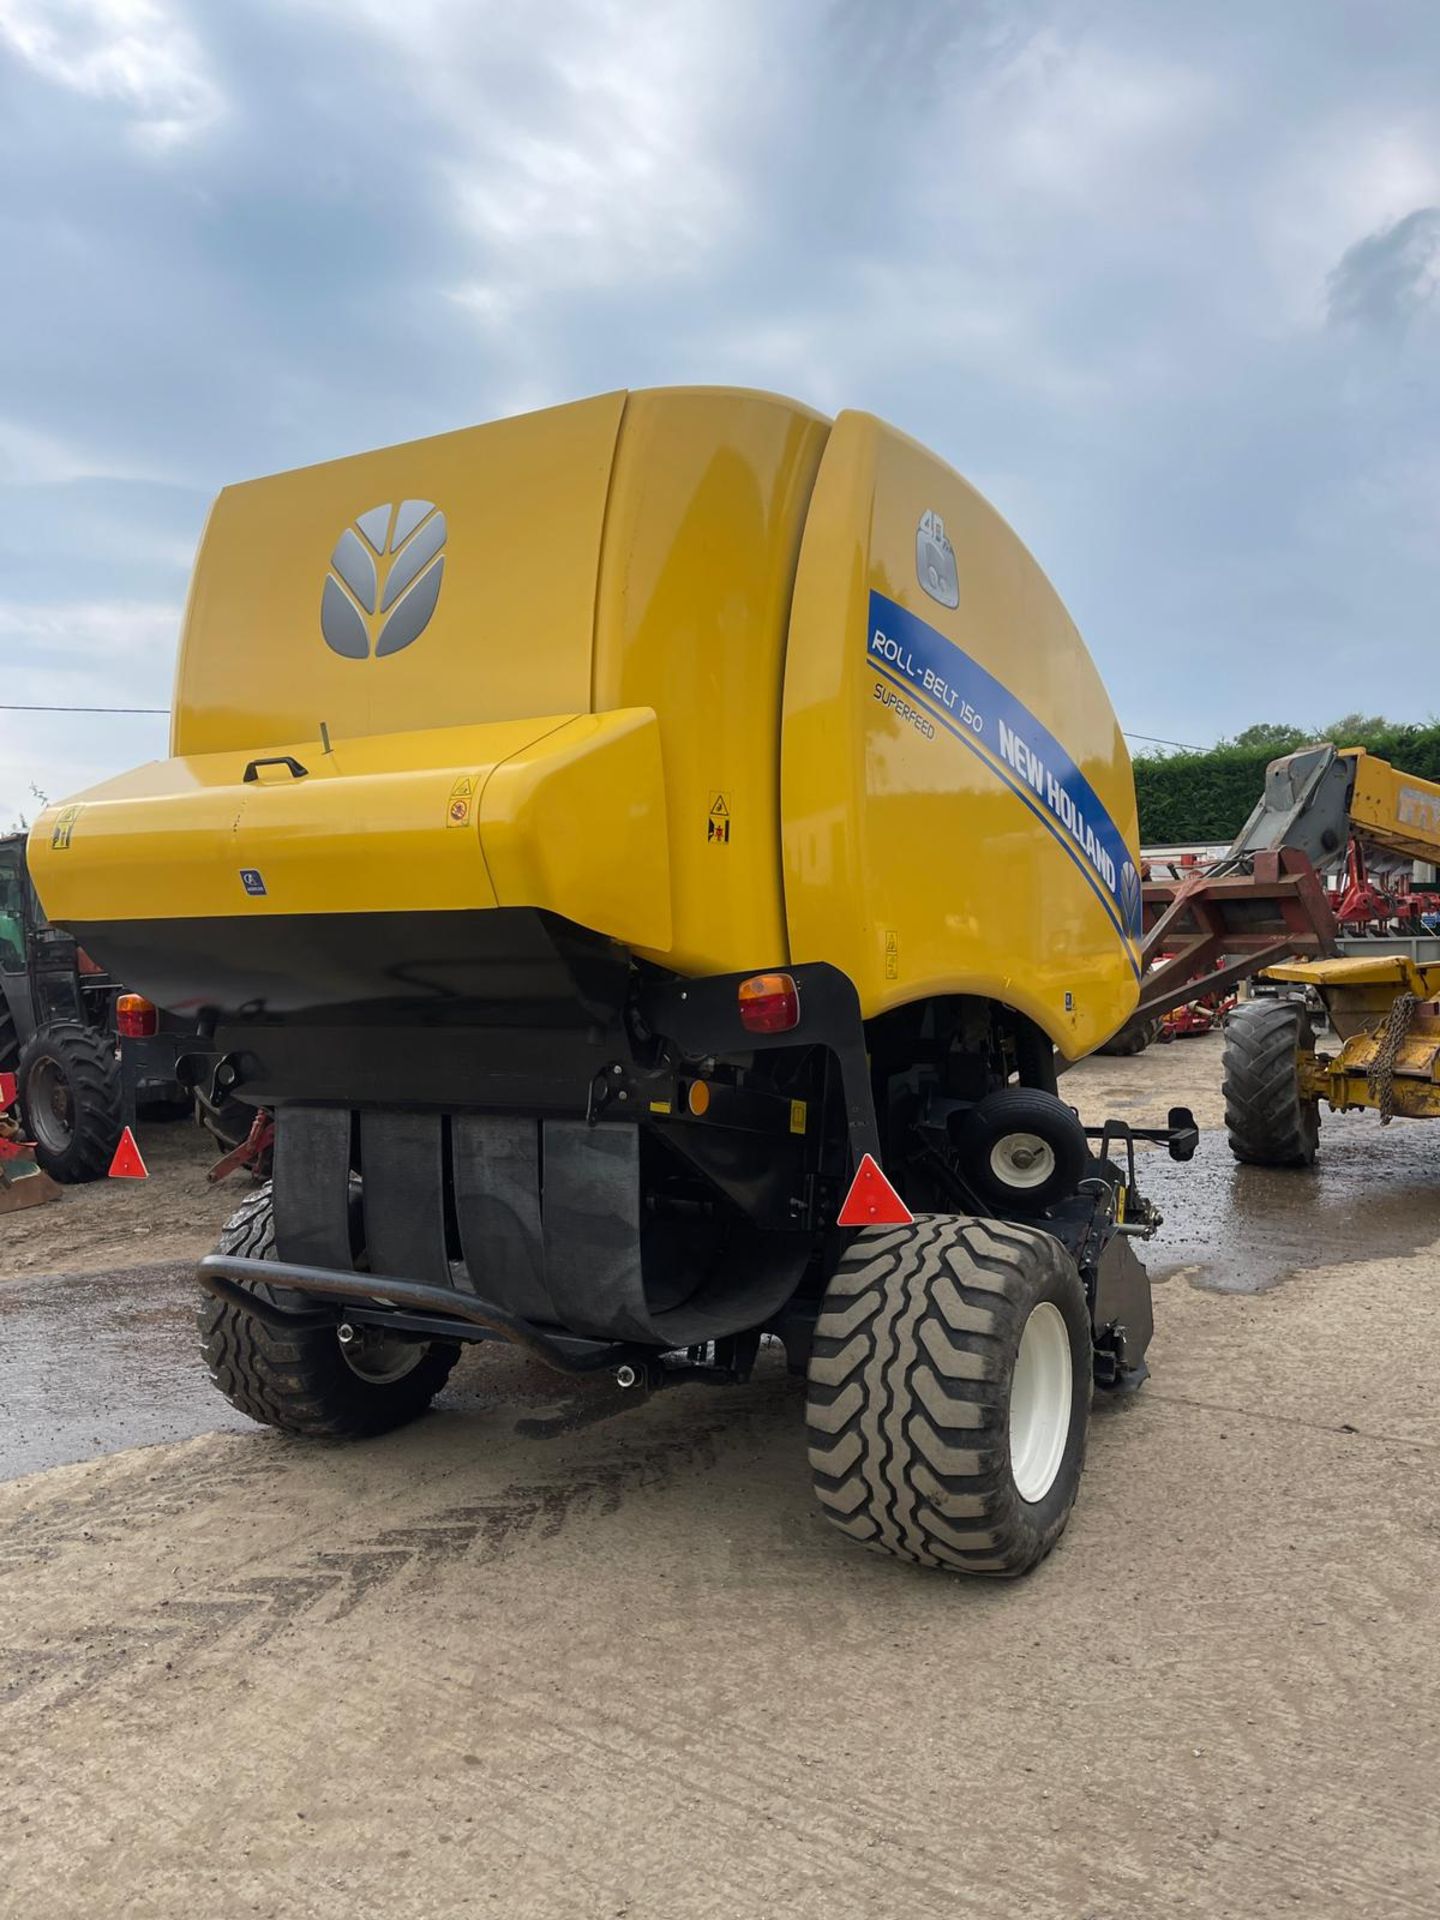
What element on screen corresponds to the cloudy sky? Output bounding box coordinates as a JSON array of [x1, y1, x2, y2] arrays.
[[2, 0, 1438, 827]]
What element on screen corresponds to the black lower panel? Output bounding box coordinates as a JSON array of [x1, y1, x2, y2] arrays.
[[1093, 1231, 1154, 1367], [271, 1102, 811, 1348], [62, 908, 629, 1024], [451, 1116, 552, 1316], [360, 1112, 450, 1288], [273, 1106, 353, 1270], [540, 1123, 657, 1342], [213, 1019, 619, 1115]]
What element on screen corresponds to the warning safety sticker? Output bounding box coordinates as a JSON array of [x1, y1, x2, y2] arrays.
[[446, 772, 477, 829]]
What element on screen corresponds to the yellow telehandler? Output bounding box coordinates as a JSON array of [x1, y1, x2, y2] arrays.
[[31, 387, 1197, 1579], [1217, 746, 1440, 1162]]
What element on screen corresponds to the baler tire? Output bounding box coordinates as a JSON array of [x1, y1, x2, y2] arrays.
[[197, 1185, 461, 1439], [952, 1086, 1089, 1213], [17, 1020, 123, 1183], [806, 1215, 1091, 1578], [1222, 1001, 1319, 1168]]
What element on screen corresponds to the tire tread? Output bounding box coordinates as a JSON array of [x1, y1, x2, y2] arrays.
[[1222, 1001, 1320, 1167], [196, 1185, 459, 1439], [805, 1214, 1090, 1578], [18, 1021, 123, 1182]]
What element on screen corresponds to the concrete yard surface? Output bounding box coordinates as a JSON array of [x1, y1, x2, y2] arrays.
[[1, 1035, 1437, 1919]]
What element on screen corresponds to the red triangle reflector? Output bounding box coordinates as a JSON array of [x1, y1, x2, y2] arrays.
[[837, 1152, 913, 1228], [0, 1072, 16, 1113], [108, 1127, 149, 1180]]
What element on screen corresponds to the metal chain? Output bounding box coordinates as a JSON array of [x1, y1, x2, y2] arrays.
[[1373, 991, 1418, 1125]]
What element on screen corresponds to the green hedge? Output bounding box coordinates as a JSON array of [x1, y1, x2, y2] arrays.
[[1133, 724, 1440, 845]]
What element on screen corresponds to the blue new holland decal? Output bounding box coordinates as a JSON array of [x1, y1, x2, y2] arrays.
[[867, 589, 1142, 949]]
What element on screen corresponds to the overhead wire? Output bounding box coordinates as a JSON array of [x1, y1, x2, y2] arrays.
[[0, 703, 169, 714]]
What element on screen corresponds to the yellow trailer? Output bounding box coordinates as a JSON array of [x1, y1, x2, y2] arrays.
[[31, 388, 1191, 1578]]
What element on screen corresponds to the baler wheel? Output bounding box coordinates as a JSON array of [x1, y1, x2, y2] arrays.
[[953, 1086, 1089, 1213], [197, 1185, 461, 1438], [16, 1020, 123, 1183], [1222, 1000, 1320, 1168], [806, 1216, 1090, 1577]]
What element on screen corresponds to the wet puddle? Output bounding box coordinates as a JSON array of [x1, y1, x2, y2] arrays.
[[0, 1261, 526, 1481], [1140, 1115, 1439, 1293]]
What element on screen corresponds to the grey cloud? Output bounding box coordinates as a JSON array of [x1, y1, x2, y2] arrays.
[[1327, 207, 1440, 333]]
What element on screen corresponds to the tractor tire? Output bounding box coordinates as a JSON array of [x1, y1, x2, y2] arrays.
[[197, 1185, 461, 1438], [1097, 1017, 1159, 1057], [806, 1216, 1091, 1578], [952, 1086, 1090, 1214], [17, 1021, 123, 1183], [1222, 1000, 1320, 1168], [0, 1002, 18, 1076]]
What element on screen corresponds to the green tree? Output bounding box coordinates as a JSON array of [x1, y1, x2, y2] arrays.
[[1133, 721, 1440, 842], [1318, 713, 1391, 748], [1226, 722, 1309, 751]]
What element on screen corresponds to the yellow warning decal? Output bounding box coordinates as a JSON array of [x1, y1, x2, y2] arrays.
[[50, 805, 82, 851], [446, 772, 477, 829], [707, 791, 731, 846], [790, 1099, 807, 1135], [648, 1099, 673, 1115]]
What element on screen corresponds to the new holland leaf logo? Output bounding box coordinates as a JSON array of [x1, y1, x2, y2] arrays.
[[1119, 859, 1142, 938], [321, 499, 446, 659]]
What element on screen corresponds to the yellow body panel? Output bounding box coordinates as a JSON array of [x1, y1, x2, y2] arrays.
[[1299, 1033, 1440, 1119], [593, 388, 829, 972], [171, 393, 626, 757], [34, 708, 672, 942], [32, 387, 1142, 1053], [1265, 954, 1440, 997], [480, 709, 670, 951], [781, 412, 1141, 1054]]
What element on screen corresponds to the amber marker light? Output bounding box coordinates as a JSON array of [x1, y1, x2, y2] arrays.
[[737, 972, 801, 1034], [686, 1079, 711, 1116], [116, 994, 159, 1038]]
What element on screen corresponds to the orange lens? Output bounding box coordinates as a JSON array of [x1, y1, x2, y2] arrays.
[[687, 1079, 711, 1116]]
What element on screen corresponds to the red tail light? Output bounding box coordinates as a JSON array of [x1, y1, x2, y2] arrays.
[[116, 993, 158, 1039], [737, 972, 800, 1034]]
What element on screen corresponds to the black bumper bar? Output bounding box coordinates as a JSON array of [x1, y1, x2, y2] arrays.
[[196, 1253, 643, 1375]]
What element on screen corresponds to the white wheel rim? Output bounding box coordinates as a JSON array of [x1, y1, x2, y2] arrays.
[[1009, 1302, 1073, 1503], [989, 1131, 1056, 1191]]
